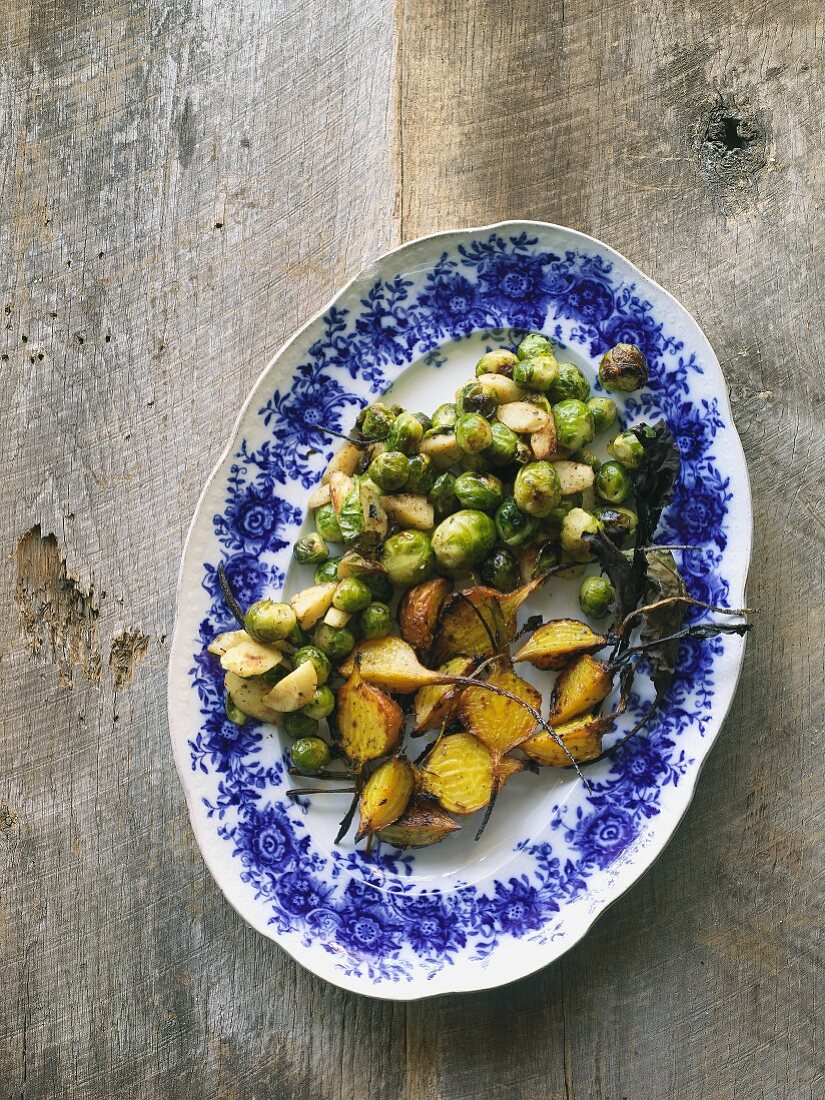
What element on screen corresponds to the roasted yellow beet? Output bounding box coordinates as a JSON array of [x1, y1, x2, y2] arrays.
[[336, 668, 404, 767], [513, 618, 606, 670], [458, 657, 542, 755], [378, 796, 460, 849], [420, 733, 494, 814], [398, 577, 452, 652], [413, 656, 475, 733], [547, 654, 614, 724], [356, 758, 416, 839], [431, 575, 547, 664], [339, 635, 443, 692], [498, 754, 527, 785], [522, 713, 612, 767]]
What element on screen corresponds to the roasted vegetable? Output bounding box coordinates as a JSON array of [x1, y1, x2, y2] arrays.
[[496, 400, 550, 434], [430, 575, 545, 664], [412, 656, 475, 733], [290, 737, 331, 775], [547, 653, 613, 724], [386, 411, 424, 454], [263, 660, 318, 712], [312, 622, 356, 660], [456, 381, 499, 419], [477, 348, 518, 376], [337, 667, 404, 767], [293, 533, 329, 566], [586, 396, 618, 433], [340, 636, 443, 692], [356, 758, 416, 839], [513, 618, 606, 670], [337, 476, 388, 552], [513, 353, 559, 393], [607, 430, 645, 470], [333, 577, 372, 613], [380, 492, 435, 531], [322, 442, 363, 484], [560, 508, 600, 561], [378, 795, 460, 848], [368, 450, 410, 491], [358, 401, 396, 440], [421, 733, 495, 814], [358, 601, 393, 639], [596, 460, 632, 504], [454, 471, 504, 513], [553, 460, 596, 497], [381, 529, 435, 586], [398, 576, 452, 652], [207, 629, 248, 657], [244, 599, 297, 644], [579, 575, 615, 619], [220, 637, 285, 678], [455, 412, 493, 454], [522, 713, 613, 766], [284, 711, 319, 738], [292, 644, 332, 685], [479, 546, 520, 592], [315, 502, 343, 543], [495, 496, 540, 548], [552, 399, 595, 452], [224, 671, 281, 724], [301, 684, 335, 720], [290, 583, 337, 631], [598, 342, 649, 392], [549, 362, 590, 403], [459, 657, 541, 755], [517, 333, 552, 360], [514, 461, 562, 517], [431, 509, 496, 572]]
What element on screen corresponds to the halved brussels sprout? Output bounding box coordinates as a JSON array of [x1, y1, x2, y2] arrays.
[[431, 509, 496, 572], [454, 471, 504, 513]]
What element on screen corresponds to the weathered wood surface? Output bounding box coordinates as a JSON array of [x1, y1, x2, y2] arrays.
[[1, 0, 822, 1097]]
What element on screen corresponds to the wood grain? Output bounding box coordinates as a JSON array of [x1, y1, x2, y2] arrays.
[[1, 0, 822, 1097]]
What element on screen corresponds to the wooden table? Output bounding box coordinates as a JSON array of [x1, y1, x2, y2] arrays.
[[2, 2, 822, 1096]]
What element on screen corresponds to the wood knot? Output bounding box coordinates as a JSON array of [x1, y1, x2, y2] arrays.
[[697, 99, 768, 214]]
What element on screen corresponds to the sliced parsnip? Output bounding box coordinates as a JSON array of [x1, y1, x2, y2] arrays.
[[553, 460, 596, 496], [357, 758, 416, 838], [224, 672, 282, 724], [530, 418, 558, 460], [421, 733, 494, 815], [380, 493, 435, 531], [547, 653, 614, 724], [513, 618, 606, 670], [290, 582, 337, 630], [420, 432, 462, 468], [322, 443, 363, 484], [328, 471, 355, 519], [476, 373, 525, 403], [323, 606, 352, 629], [378, 796, 460, 849], [220, 638, 285, 678], [337, 668, 404, 766], [307, 482, 332, 510], [263, 660, 318, 712], [208, 629, 249, 657], [496, 401, 550, 434]]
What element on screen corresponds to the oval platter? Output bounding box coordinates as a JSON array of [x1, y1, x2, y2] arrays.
[[168, 222, 752, 999]]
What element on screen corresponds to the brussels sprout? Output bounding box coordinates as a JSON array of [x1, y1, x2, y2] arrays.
[[293, 533, 329, 565], [552, 399, 596, 453], [381, 530, 435, 586], [312, 622, 356, 660], [358, 402, 396, 440], [517, 332, 552, 360], [315, 503, 343, 543], [293, 645, 332, 686], [607, 430, 645, 469], [495, 497, 540, 547], [405, 453, 435, 494], [514, 461, 562, 517], [544, 495, 579, 525], [359, 601, 393, 639], [286, 621, 310, 647], [549, 363, 591, 403], [225, 691, 247, 725], [486, 421, 519, 467], [599, 342, 649, 392], [587, 396, 619, 433], [333, 577, 372, 613], [337, 476, 387, 551], [386, 411, 424, 454], [284, 712, 319, 738], [367, 450, 410, 491], [301, 684, 336, 720], [593, 505, 638, 545], [290, 736, 331, 775], [579, 575, 615, 618], [413, 411, 432, 432], [458, 451, 487, 473], [476, 348, 518, 377], [429, 472, 459, 518], [431, 402, 458, 429], [560, 507, 601, 561], [514, 441, 533, 466], [526, 393, 553, 415], [431, 509, 497, 572], [314, 557, 341, 585], [364, 571, 393, 601], [244, 599, 297, 643], [513, 353, 559, 393], [479, 547, 520, 591], [455, 412, 493, 454], [596, 459, 632, 504], [456, 381, 499, 419], [572, 448, 602, 472], [454, 471, 504, 513], [534, 540, 560, 574]]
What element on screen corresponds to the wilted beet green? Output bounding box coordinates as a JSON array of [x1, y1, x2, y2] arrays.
[[514, 461, 562, 517], [431, 509, 496, 571], [454, 471, 504, 513], [593, 505, 638, 545]]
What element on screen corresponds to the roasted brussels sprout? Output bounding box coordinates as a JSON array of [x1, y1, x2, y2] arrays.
[[244, 599, 297, 643], [587, 396, 619, 433], [386, 411, 424, 454], [513, 353, 559, 393], [514, 440, 533, 466], [293, 533, 329, 565], [333, 577, 372, 613], [431, 402, 458, 429], [476, 348, 518, 377], [579, 574, 615, 618], [455, 412, 493, 454], [552, 399, 596, 452], [431, 509, 497, 571], [456, 381, 498, 419], [458, 450, 487, 473], [593, 505, 638, 545], [429, 472, 459, 518], [287, 621, 310, 647], [413, 411, 432, 432], [358, 402, 397, 440], [364, 572, 393, 601], [479, 547, 520, 591], [284, 712, 319, 738], [454, 471, 504, 513], [607, 430, 645, 469], [405, 453, 435, 494], [315, 503, 343, 543], [293, 645, 332, 686], [534, 539, 561, 574], [301, 684, 336, 720], [225, 692, 246, 725], [359, 601, 393, 639], [572, 449, 602, 472], [486, 421, 519, 467], [368, 450, 410, 491], [598, 342, 649, 392], [549, 363, 591, 403], [381, 530, 436, 586], [514, 461, 562, 517], [290, 736, 330, 775], [560, 507, 600, 561], [517, 332, 552, 360], [596, 459, 632, 504], [494, 497, 540, 547], [312, 622, 356, 660], [314, 557, 341, 584]]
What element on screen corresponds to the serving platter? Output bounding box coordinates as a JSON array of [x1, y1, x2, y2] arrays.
[[167, 221, 751, 999]]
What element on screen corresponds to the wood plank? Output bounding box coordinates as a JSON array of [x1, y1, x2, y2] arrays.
[[399, 1, 824, 1098], [0, 1, 402, 1097]]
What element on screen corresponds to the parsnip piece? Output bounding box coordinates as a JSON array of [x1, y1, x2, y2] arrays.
[[290, 583, 337, 630], [263, 660, 318, 712], [553, 460, 596, 496], [220, 638, 285, 678], [380, 493, 435, 532], [208, 630, 249, 657], [496, 401, 550, 434], [322, 443, 362, 484], [224, 672, 282, 724], [476, 373, 525, 403], [307, 482, 332, 510]]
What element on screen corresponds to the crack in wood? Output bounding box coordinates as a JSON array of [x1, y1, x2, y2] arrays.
[[109, 628, 151, 690]]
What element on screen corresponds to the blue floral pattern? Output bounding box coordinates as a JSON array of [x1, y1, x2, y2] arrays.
[[177, 229, 747, 990]]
